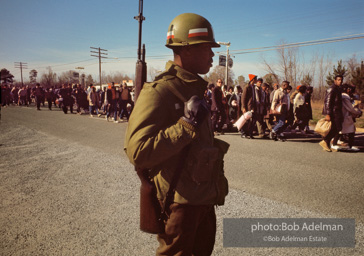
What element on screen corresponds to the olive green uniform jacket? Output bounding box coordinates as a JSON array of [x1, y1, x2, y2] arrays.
[[124, 61, 229, 206]]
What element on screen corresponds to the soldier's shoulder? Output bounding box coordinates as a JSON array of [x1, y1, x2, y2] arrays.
[[144, 74, 178, 94]]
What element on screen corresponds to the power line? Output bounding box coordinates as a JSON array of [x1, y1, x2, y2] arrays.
[[227, 33, 364, 55], [34, 59, 95, 69]]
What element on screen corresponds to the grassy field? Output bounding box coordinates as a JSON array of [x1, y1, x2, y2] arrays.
[[310, 101, 364, 129]]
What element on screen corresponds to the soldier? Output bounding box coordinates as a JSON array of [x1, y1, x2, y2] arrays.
[[125, 13, 229, 255]]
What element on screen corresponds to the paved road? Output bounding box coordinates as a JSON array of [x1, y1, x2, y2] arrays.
[[1, 105, 363, 255]]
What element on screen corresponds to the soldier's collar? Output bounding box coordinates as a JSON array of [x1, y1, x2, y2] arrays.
[[165, 61, 207, 86]]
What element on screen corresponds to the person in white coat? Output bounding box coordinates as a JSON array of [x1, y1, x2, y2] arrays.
[[335, 84, 362, 151]]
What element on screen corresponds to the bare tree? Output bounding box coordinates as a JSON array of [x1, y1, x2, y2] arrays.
[[262, 59, 280, 84], [314, 52, 333, 100], [40, 67, 57, 88], [262, 41, 309, 87], [57, 70, 79, 86], [346, 54, 360, 83]]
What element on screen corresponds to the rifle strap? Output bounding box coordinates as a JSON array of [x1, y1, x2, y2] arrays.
[[160, 81, 191, 220]]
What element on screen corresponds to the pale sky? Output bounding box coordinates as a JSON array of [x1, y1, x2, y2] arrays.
[[1, 0, 363, 83]]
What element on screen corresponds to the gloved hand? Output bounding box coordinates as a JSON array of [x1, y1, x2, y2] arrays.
[[182, 95, 209, 127]]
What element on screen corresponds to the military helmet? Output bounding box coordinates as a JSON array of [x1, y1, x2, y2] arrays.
[[166, 13, 220, 48]]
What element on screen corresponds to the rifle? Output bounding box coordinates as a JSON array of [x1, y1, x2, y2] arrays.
[[134, 0, 164, 234], [134, 0, 146, 103]]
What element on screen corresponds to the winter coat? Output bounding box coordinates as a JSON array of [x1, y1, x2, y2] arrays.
[[125, 61, 229, 206], [294, 93, 309, 121], [241, 84, 256, 112], [88, 90, 99, 107], [227, 93, 240, 120], [341, 93, 362, 134], [322, 84, 343, 131], [271, 88, 290, 114], [211, 86, 224, 112]]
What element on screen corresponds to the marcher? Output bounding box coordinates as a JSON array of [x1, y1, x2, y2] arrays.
[[106, 83, 118, 122], [26, 85, 32, 106], [18, 86, 27, 106], [241, 74, 258, 139], [335, 84, 362, 151], [253, 78, 266, 138], [305, 86, 314, 132], [88, 86, 101, 117], [75, 86, 88, 114], [125, 13, 229, 256], [270, 81, 290, 141], [211, 78, 227, 135], [292, 85, 309, 133], [11, 86, 19, 105], [34, 83, 43, 110], [45, 88, 54, 110], [270, 83, 279, 103], [285, 85, 294, 132], [261, 83, 273, 133], [227, 85, 242, 123], [319, 75, 344, 152], [205, 83, 214, 107], [119, 83, 131, 121], [59, 84, 73, 114], [1, 84, 11, 107]]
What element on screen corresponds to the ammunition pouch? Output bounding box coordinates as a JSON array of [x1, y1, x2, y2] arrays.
[[185, 138, 229, 206], [186, 144, 219, 184]]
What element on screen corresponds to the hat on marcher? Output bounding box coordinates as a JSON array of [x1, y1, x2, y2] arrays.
[[249, 74, 257, 81]]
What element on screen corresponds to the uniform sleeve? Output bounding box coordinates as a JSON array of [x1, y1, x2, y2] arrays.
[[124, 85, 196, 169]]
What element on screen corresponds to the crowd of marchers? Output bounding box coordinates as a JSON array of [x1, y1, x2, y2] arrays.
[[2, 74, 362, 152], [1, 82, 134, 123], [205, 74, 362, 152]]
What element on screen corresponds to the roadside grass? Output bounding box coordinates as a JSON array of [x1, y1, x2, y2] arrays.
[[310, 101, 364, 129]]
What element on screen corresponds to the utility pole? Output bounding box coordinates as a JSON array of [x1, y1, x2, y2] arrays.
[[90, 47, 108, 90], [14, 62, 28, 87], [217, 42, 231, 87]]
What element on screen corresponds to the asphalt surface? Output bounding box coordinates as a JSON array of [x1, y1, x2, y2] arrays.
[[1, 104, 364, 256]]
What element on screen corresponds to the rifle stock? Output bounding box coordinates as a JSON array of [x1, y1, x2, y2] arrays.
[[136, 168, 164, 234]]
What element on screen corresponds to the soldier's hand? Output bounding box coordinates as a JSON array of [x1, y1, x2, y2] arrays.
[[325, 115, 331, 121], [182, 95, 209, 127]]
